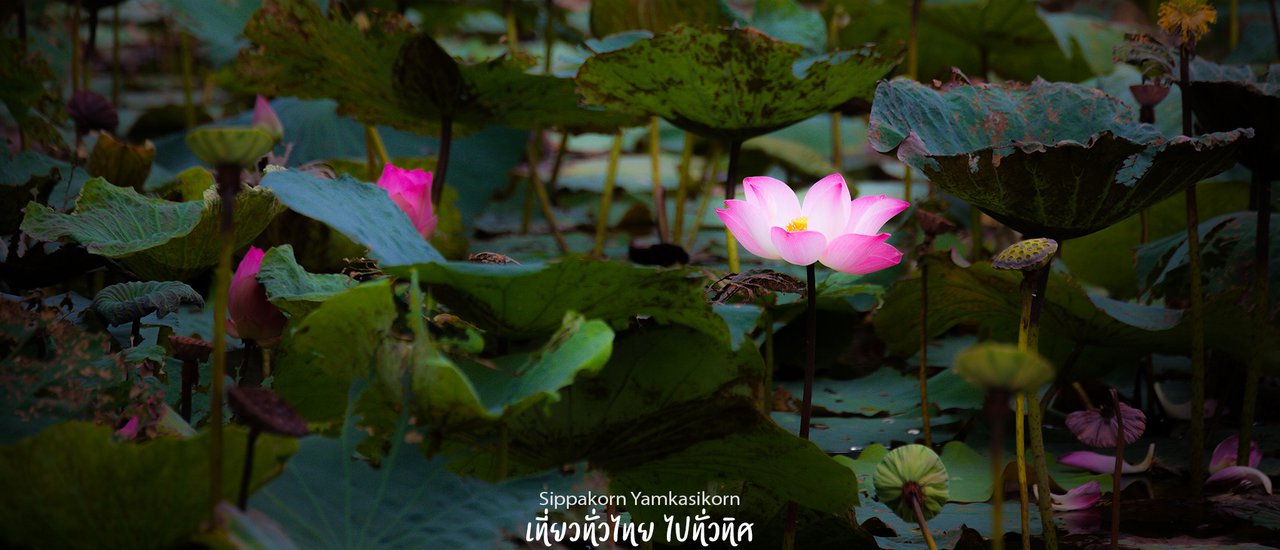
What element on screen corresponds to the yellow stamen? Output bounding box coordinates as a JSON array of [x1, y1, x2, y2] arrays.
[[785, 217, 808, 232], [1158, 0, 1217, 45]]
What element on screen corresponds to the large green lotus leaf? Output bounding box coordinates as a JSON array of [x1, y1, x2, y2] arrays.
[[448, 313, 614, 422], [235, 0, 436, 135], [868, 78, 1250, 239], [259, 169, 444, 267], [576, 25, 894, 142], [464, 60, 644, 133], [251, 382, 572, 550], [833, 0, 1103, 82], [1060, 181, 1250, 299], [1188, 59, 1280, 174], [20, 178, 283, 280], [273, 281, 398, 423], [588, 0, 734, 37], [256, 244, 357, 319], [780, 366, 983, 418], [386, 258, 727, 342], [0, 422, 297, 550], [1137, 211, 1280, 309], [90, 280, 204, 325], [503, 326, 858, 514]]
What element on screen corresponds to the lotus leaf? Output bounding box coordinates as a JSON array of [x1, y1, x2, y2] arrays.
[[868, 78, 1250, 239]]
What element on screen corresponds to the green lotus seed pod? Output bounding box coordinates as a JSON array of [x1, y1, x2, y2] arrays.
[[185, 127, 276, 168], [87, 133, 156, 191], [874, 444, 950, 521], [991, 238, 1058, 271], [953, 342, 1055, 393]]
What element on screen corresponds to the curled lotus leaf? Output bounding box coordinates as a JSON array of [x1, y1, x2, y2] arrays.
[[1187, 59, 1280, 175], [953, 342, 1055, 394], [576, 25, 895, 142], [873, 444, 949, 522], [185, 127, 277, 168], [90, 280, 204, 326], [992, 238, 1058, 271], [868, 78, 1251, 239]]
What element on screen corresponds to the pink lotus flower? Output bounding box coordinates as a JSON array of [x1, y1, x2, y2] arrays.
[[1059, 443, 1156, 475], [1210, 434, 1262, 473], [228, 246, 287, 347], [716, 174, 908, 273], [252, 95, 284, 139], [1205, 466, 1273, 495], [377, 163, 437, 241], [1065, 400, 1146, 448], [1034, 480, 1103, 512]]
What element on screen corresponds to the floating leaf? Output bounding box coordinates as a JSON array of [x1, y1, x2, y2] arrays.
[[0, 422, 296, 550], [577, 25, 894, 142], [869, 78, 1250, 239], [256, 244, 357, 319], [259, 169, 444, 267], [20, 178, 283, 280], [90, 281, 204, 326], [386, 258, 727, 342]]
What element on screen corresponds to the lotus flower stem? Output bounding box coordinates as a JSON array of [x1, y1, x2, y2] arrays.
[[70, 0, 81, 94], [525, 130, 568, 254], [1178, 44, 1208, 495], [496, 423, 510, 481], [237, 426, 260, 510], [364, 128, 378, 181], [763, 309, 775, 413], [674, 132, 695, 243], [1109, 389, 1125, 550], [783, 262, 820, 546], [364, 125, 390, 176], [240, 339, 262, 387], [547, 131, 569, 195], [1016, 393, 1030, 549], [650, 117, 669, 242], [919, 261, 932, 447], [911, 490, 940, 550], [180, 31, 195, 129], [831, 112, 843, 171], [209, 164, 240, 519], [261, 346, 271, 380], [84, 4, 98, 91], [432, 116, 453, 206], [542, 0, 554, 73], [1240, 169, 1271, 464], [987, 389, 1007, 550], [685, 145, 721, 251], [110, 5, 121, 104], [1229, 0, 1239, 49], [725, 140, 743, 272], [181, 358, 197, 421], [504, 0, 519, 53], [592, 133, 624, 257]]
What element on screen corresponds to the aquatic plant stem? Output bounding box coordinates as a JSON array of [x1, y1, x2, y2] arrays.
[[1021, 265, 1057, 549], [911, 491, 940, 550], [525, 129, 568, 254], [650, 117, 669, 243], [919, 261, 932, 447], [1015, 394, 1029, 549], [83, 5, 97, 91], [181, 32, 195, 129], [432, 116, 453, 206], [71, 0, 81, 94], [988, 390, 1007, 550], [763, 309, 775, 413], [1240, 169, 1271, 464], [111, 5, 120, 106], [674, 132, 695, 243], [181, 357, 197, 421], [237, 427, 260, 510], [546, 131, 569, 195], [1270, 0, 1280, 59], [1109, 389, 1125, 550], [725, 140, 743, 272], [592, 133, 623, 257], [1179, 44, 1207, 495], [904, 0, 921, 203], [783, 263, 819, 546], [209, 164, 240, 519], [685, 145, 721, 251]]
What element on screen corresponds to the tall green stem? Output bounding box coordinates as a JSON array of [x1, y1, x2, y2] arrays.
[[673, 132, 695, 244], [1109, 389, 1125, 550], [784, 263, 819, 545], [432, 116, 453, 206], [209, 164, 240, 518], [912, 493, 940, 550], [1179, 45, 1207, 495], [685, 145, 721, 252], [593, 133, 623, 257], [237, 428, 260, 510], [725, 140, 743, 272], [526, 129, 568, 254], [111, 5, 120, 105], [650, 117, 668, 242], [1240, 169, 1271, 464], [988, 390, 1006, 550], [919, 261, 932, 447], [1022, 266, 1057, 549], [71, 0, 81, 94]]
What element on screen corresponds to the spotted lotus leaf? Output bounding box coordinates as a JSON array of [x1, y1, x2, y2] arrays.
[[869, 78, 1251, 239], [1187, 59, 1280, 175], [992, 238, 1058, 271], [576, 25, 895, 142]]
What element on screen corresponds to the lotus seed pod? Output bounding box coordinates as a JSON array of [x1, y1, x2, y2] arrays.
[[953, 342, 1055, 393], [185, 127, 277, 168], [874, 444, 950, 521], [991, 238, 1058, 271]]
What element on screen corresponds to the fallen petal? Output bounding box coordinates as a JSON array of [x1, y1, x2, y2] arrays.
[[1033, 481, 1102, 511], [1059, 443, 1156, 474], [1153, 382, 1219, 420], [1205, 466, 1273, 495], [1210, 434, 1262, 474]]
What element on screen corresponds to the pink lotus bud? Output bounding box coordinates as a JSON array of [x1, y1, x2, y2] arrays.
[[376, 163, 437, 241], [251, 95, 284, 139], [227, 247, 287, 347], [1210, 434, 1262, 474], [716, 174, 907, 273]]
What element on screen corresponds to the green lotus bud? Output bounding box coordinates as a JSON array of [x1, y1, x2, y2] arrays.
[[185, 127, 277, 168], [874, 444, 950, 522], [87, 133, 156, 191], [953, 342, 1055, 393], [992, 238, 1058, 271]]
